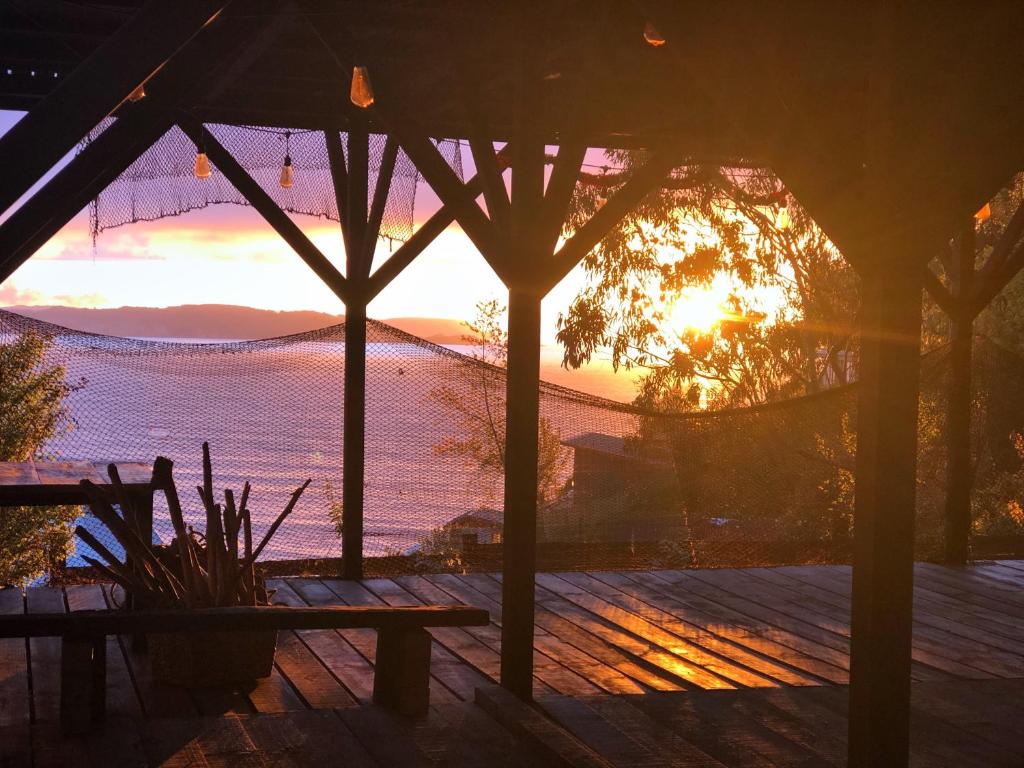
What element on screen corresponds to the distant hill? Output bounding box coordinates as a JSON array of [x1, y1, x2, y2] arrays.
[[4, 304, 469, 344]]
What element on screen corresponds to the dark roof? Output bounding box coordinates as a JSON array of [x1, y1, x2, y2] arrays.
[[2, 2, 1022, 241]]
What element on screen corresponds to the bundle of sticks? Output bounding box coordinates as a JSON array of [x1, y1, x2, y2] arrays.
[[76, 443, 310, 608]]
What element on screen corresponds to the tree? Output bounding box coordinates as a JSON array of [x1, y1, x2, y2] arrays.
[[431, 300, 568, 506], [556, 155, 858, 410], [0, 331, 79, 586]]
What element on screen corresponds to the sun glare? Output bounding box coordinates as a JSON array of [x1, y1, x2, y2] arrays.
[[667, 287, 730, 334]]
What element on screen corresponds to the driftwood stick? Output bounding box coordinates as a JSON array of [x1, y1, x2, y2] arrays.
[[76, 529, 154, 596], [155, 456, 194, 594], [81, 481, 185, 599], [242, 508, 255, 606], [246, 479, 311, 564]]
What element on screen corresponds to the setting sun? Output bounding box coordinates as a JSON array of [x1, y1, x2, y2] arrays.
[[667, 286, 731, 334]]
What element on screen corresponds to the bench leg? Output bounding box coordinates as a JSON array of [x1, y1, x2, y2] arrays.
[[60, 635, 106, 735], [372, 627, 431, 716]]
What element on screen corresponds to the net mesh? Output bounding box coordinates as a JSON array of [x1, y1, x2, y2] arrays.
[[81, 121, 463, 246], [2, 308, 1022, 577]]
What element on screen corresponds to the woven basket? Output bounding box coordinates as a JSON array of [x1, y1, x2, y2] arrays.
[[149, 629, 277, 686]]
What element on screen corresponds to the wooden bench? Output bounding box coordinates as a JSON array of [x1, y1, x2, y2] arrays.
[[0, 603, 489, 733]]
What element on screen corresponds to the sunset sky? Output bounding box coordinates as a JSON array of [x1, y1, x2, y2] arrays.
[[0, 110, 592, 343]]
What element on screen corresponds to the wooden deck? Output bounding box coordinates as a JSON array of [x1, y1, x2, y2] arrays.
[[1, 562, 1023, 766]]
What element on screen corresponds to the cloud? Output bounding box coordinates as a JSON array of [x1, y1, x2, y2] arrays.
[[0, 282, 106, 308], [0, 283, 45, 305]]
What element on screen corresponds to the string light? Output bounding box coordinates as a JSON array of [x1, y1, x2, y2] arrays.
[[975, 202, 992, 222], [194, 151, 211, 179], [127, 84, 146, 102], [280, 130, 294, 188], [350, 66, 375, 108], [643, 21, 666, 47]]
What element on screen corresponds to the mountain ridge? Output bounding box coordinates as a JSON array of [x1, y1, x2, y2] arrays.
[[3, 304, 470, 344]]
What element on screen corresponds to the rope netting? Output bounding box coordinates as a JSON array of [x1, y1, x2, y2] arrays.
[[2, 308, 1023, 577], [80, 120, 463, 245]]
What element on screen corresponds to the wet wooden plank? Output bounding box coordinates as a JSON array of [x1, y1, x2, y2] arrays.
[[586, 571, 839, 685], [0, 587, 31, 768], [268, 579, 372, 704], [430, 573, 671, 696], [535, 573, 754, 689], [318, 578, 486, 704]]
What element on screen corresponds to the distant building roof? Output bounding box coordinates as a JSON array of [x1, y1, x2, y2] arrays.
[[563, 432, 673, 466]]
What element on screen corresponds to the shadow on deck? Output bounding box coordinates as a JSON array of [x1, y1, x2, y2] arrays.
[[1, 562, 1022, 766]]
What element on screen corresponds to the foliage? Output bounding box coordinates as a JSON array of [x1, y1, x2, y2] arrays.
[[431, 300, 569, 505], [78, 444, 310, 608], [557, 156, 858, 409], [0, 331, 79, 586]]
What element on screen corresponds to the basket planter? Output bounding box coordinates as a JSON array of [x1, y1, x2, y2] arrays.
[[149, 629, 277, 686]]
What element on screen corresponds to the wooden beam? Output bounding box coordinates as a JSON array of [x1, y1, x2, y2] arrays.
[[341, 302, 367, 580], [370, 102, 506, 276], [544, 150, 680, 291], [970, 197, 1024, 313], [365, 136, 399, 273], [0, 106, 171, 284], [922, 264, 956, 317], [365, 164, 496, 300], [540, 141, 587, 256], [0, 604, 489, 637], [324, 129, 349, 232], [345, 120, 370, 281], [179, 120, 348, 304], [468, 129, 511, 234], [944, 221, 976, 564], [0, 0, 227, 217], [848, 254, 924, 767]]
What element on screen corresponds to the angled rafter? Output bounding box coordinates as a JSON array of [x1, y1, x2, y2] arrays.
[[345, 120, 370, 284], [0, 0, 227, 216], [922, 264, 956, 317], [540, 141, 587, 257], [543, 150, 681, 290], [970, 196, 1024, 313], [179, 119, 348, 304], [0, 106, 172, 284], [324, 128, 350, 232], [365, 136, 399, 272], [468, 127, 511, 234]]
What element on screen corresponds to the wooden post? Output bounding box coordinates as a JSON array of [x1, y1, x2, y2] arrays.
[[848, 254, 924, 767], [499, 288, 543, 699], [944, 221, 975, 564], [342, 299, 367, 580]]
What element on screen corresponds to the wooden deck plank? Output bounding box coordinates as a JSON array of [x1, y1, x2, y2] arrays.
[[25, 586, 67, 723], [65, 584, 144, 720], [0, 587, 31, 768], [369, 577, 611, 697], [774, 566, 1024, 677], [620, 569, 853, 681], [680, 567, 995, 680], [314, 578, 476, 704], [535, 573, 773, 689], [268, 579, 375, 704], [428, 573, 677, 693], [590, 570, 847, 684], [564, 572, 823, 688], [100, 584, 200, 720]]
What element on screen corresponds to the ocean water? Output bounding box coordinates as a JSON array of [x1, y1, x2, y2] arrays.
[[47, 336, 641, 565]]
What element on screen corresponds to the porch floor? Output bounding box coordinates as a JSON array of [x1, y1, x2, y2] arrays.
[[1, 562, 1023, 766]]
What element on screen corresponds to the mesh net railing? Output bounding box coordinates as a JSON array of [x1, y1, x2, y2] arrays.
[[2, 308, 1022, 577], [80, 121, 463, 246]]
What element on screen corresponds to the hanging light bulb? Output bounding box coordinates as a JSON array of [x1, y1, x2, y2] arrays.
[[643, 21, 666, 47], [127, 83, 146, 102], [279, 131, 294, 188], [350, 66, 375, 108], [975, 202, 992, 222], [194, 151, 211, 179]]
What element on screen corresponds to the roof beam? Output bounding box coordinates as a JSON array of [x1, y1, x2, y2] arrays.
[[543, 150, 681, 291], [364, 136, 399, 273], [179, 119, 348, 304], [0, 106, 171, 285], [0, 0, 228, 217]]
